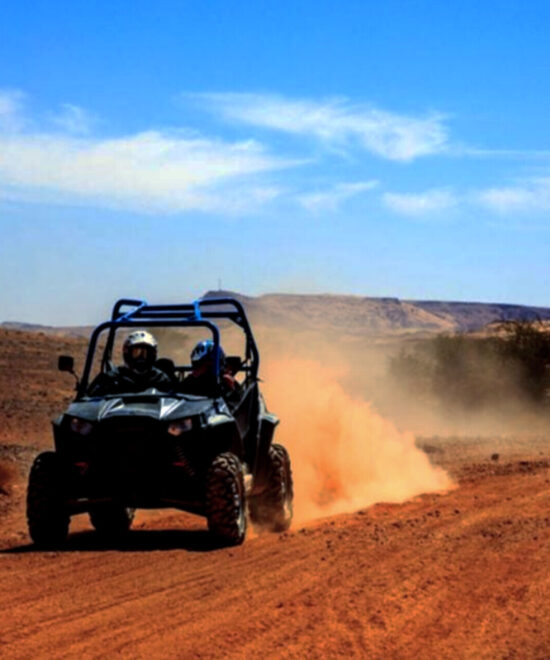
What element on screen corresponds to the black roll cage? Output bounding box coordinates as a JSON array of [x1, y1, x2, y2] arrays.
[[77, 297, 259, 399]]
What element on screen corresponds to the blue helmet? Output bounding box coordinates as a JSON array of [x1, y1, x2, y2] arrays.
[[191, 339, 225, 368]]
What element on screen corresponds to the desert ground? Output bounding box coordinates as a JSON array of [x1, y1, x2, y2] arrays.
[[1, 325, 549, 658]]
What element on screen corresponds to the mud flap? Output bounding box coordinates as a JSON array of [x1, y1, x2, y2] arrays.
[[253, 412, 279, 493]]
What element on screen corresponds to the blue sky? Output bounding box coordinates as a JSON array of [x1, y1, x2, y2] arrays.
[[1, 1, 549, 324]]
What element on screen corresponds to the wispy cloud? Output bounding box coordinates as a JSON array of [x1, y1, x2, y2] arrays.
[[0, 90, 299, 214], [191, 93, 448, 162], [298, 180, 378, 213], [476, 178, 550, 214], [382, 189, 457, 216], [0, 89, 26, 132], [50, 103, 95, 135], [382, 178, 550, 218], [4, 89, 547, 219], [449, 145, 550, 160], [0, 132, 293, 213]]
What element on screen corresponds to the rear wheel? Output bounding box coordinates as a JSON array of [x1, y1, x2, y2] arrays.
[[89, 505, 135, 538], [250, 443, 293, 532], [27, 452, 70, 548], [205, 452, 246, 546]]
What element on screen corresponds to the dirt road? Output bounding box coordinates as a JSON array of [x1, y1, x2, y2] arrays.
[[1, 328, 549, 657], [1, 449, 549, 659]]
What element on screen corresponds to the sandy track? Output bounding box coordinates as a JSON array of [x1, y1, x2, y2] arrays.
[[1, 457, 549, 658]]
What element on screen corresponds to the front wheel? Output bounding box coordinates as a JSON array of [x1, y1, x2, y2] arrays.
[[27, 452, 70, 548], [205, 452, 247, 546]]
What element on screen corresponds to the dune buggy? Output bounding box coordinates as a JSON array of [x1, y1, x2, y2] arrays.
[[27, 297, 293, 547]]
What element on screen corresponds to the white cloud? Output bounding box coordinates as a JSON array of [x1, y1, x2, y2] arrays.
[[381, 178, 550, 218], [298, 180, 379, 213], [0, 93, 299, 214], [191, 93, 448, 162], [449, 145, 550, 160], [0, 89, 26, 131], [11, 89, 548, 219], [476, 178, 550, 213], [50, 104, 95, 135], [382, 189, 457, 216]]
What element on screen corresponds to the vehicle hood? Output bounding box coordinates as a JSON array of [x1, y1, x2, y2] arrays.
[[65, 389, 223, 423]]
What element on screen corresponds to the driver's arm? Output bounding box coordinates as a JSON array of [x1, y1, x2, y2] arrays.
[[88, 370, 118, 396]]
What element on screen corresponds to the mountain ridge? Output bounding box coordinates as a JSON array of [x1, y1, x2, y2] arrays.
[[3, 291, 550, 337], [202, 290, 550, 334]]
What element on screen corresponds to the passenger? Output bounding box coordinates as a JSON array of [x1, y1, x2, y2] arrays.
[[180, 339, 237, 398], [88, 330, 172, 396]]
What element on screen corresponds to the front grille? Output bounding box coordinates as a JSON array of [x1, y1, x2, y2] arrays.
[[88, 418, 202, 503], [91, 418, 168, 494]]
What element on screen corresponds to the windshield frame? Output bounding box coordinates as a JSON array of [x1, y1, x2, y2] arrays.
[[78, 319, 221, 399]]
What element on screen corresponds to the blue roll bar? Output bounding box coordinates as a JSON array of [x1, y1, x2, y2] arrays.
[[79, 297, 259, 399]]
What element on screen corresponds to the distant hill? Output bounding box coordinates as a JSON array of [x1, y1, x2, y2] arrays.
[[409, 300, 550, 332], [203, 291, 550, 336], [3, 292, 550, 338], [0, 322, 93, 339]]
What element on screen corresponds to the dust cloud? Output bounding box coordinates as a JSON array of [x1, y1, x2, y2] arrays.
[[261, 357, 452, 524], [143, 323, 457, 524]]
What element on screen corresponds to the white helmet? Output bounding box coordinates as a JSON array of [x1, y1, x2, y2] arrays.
[[123, 330, 158, 374]]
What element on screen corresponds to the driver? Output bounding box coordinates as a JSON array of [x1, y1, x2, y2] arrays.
[[88, 330, 172, 396]]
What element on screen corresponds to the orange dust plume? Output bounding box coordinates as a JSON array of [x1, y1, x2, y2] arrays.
[[261, 358, 452, 524]]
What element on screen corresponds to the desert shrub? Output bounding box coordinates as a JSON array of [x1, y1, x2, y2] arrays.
[[390, 320, 550, 411], [496, 320, 550, 401]]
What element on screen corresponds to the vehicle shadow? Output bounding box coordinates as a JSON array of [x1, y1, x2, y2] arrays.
[[1, 528, 229, 554]]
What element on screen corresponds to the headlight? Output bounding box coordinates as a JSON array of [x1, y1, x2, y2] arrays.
[[167, 418, 193, 436], [70, 417, 94, 436]]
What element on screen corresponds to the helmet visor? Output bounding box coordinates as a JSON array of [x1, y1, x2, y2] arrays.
[[129, 346, 149, 361], [126, 344, 154, 372]]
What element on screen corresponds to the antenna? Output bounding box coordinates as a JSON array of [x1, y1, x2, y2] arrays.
[[218, 278, 222, 291]]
